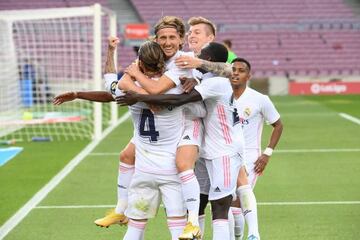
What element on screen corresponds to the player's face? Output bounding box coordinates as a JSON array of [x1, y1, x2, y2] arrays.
[[187, 24, 214, 55], [230, 62, 250, 88], [156, 28, 183, 59]]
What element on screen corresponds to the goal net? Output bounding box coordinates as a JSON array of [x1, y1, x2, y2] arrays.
[[0, 4, 118, 141]]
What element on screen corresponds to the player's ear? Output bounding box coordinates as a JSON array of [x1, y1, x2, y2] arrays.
[[247, 73, 252, 81]]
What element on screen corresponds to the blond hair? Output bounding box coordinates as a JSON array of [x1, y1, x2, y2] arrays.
[[188, 16, 216, 37], [154, 16, 186, 39]]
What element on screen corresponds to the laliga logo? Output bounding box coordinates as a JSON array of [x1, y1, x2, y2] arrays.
[[310, 83, 347, 94]]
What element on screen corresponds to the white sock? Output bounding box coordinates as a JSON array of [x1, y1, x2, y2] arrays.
[[167, 218, 187, 240], [179, 169, 200, 226], [123, 219, 146, 240], [116, 162, 134, 214], [231, 207, 245, 240], [237, 185, 260, 239], [213, 219, 230, 240], [228, 209, 235, 240], [199, 214, 206, 239]]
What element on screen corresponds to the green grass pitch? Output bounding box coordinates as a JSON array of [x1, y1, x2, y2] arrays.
[[0, 95, 359, 239]]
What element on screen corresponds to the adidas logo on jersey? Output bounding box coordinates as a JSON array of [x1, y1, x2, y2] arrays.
[[183, 135, 191, 140], [214, 187, 221, 192]]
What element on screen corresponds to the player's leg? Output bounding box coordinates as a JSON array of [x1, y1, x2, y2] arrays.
[[232, 151, 259, 239], [211, 195, 233, 240], [116, 141, 136, 214], [158, 174, 188, 240], [236, 166, 260, 240], [125, 171, 161, 239], [94, 141, 135, 227], [176, 145, 200, 225], [205, 155, 242, 240], [123, 219, 147, 240], [231, 199, 245, 240], [195, 157, 211, 238], [178, 119, 203, 239]]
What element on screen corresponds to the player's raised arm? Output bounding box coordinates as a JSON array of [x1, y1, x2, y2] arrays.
[[105, 36, 119, 74]]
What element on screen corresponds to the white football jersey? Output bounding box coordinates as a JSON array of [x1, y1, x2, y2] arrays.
[[233, 87, 280, 152], [194, 73, 245, 159], [164, 50, 194, 86], [105, 73, 184, 175]]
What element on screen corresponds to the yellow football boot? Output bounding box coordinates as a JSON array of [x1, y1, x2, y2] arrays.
[[178, 222, 202, 240], [94, 209, 128, 228]]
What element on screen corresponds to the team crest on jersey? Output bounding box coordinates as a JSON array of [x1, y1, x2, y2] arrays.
[[110, 81, 117, 95], [244, 107, 251, 117]]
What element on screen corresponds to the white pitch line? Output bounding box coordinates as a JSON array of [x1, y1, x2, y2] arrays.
[[0, 112, 130, 240], [339, 113, 360, 125], [34, 200, 360, 209], [276, 148, 360, 153], [89, 148, 360, 156]]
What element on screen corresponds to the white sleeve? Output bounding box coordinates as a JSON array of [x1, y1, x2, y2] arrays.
[[262, 95, 280, 124], [184, 101, 207, 119], [104, 73, 118, 95], [194, 77, 223, 100], [164, 68, 192, 86]]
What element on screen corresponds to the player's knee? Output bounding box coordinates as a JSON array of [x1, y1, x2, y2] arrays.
[[176, 159, 193, 172], [119, 150, 135, 165], [231, 197, 241, 208], [211, 195, 233, 219], [199, 194, 209, 215], [237, 167, 249, 187]]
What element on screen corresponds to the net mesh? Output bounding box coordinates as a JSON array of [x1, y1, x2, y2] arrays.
[[0, 6, 114, 141]]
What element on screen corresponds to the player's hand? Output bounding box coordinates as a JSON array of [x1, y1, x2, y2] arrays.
[[115, 90, 139, 106], [53, 92, 77, 105], [108, 36, 120, 50], [254, 154, 270, 175], [125, 63, 142, 78], [180, 76, 198, 93], [175, 55, 202, 69]]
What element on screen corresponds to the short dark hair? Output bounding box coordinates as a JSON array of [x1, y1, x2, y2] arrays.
[[200, 42, 228, 63], [231, 57, 251, 71], [223, 39, 232, 48]]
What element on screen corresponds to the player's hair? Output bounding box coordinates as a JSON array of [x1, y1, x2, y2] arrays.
[[154, 16, 185, 39], [200, 42, 228, 63], [231, 57, 252, 72], [188, 16, 216, 37], [138, 41, 166, 74], [223, 39, 232, 49]]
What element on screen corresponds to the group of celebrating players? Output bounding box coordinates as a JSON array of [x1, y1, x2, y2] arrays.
[[53, 15, 283, 240]]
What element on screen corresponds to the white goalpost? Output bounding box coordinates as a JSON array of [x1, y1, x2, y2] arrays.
[[0, 4, 118, 141]]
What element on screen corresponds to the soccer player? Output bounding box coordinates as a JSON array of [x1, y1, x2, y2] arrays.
[[122, 16, 214, 240], [117, 42, 259, 240], [94, 16, 204, 239], [54, 40, 197, 240], [229, 58, 283, 240]]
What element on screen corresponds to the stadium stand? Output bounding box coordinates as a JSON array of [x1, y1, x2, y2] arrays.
[[1, 0, 359, 77], [130, 0, 360, 77]]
